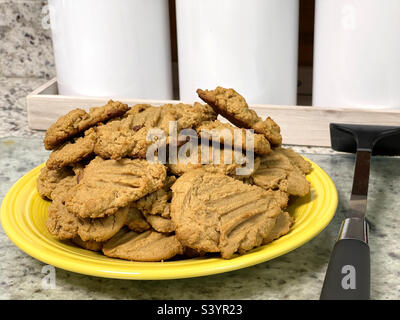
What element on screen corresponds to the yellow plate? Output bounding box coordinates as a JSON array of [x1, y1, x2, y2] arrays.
[[0, 159, 337, 280]]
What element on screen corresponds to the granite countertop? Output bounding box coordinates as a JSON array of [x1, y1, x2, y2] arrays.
[[1, 78, 400, 300]]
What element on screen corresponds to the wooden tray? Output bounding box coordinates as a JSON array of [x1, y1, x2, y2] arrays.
[[27, 78, 400, 147]]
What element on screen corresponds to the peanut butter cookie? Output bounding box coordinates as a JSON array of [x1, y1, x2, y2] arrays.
[[196, 120, 271, 155], [102, 229, 183, 262], [251, 148, 311, 197], [37, 166, 74, 200], [170, 170, 282, 259], [65, 157, 166, 218], [46, 127, 97, 169], [72, 237, 103, 252], [125, 205, 151, 232], [93, 102, 217, 160], [44, 100, 129, 150], [46, 199, 128, 242], [197, 87, 282, 146]]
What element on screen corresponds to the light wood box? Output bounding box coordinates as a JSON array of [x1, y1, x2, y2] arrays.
[[27, 78, 400, 147]]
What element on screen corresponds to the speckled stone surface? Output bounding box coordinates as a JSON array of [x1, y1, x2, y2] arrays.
[[0, 0, 55, 79], [1, 137, 400, 300], [0, 77, 46, 138]]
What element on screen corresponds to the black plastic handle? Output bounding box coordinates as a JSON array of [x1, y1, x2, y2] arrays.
[[320, 239, 370, 300]]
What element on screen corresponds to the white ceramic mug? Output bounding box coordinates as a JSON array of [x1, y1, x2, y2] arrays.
[[48, 0, 173, 99], [176, 0, 299, 105], [313, 0, 400, 109]]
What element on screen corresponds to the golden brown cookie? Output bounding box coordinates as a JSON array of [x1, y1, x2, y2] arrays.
[[46, 198, 79, 240], [262, 212, 294, 244], [123, 104, 153, 117], [97, 103, 166, 160], [271, 190, 290, 209], [143, 213, 175, 233], [78, 206, 129, 242], [136, 176, 176, 218], [125, 205, 151, 232], [65, 157, 166, 218], [170, 170, 282, 259], [196, 120, 271, 155], [251, 148, 311, 197], [197, 87, 282, 146], [168, 143, 259, 178], [72, 237, 103, 252], [93, 103, 217, 160], [37, 166, 74, 200], [71, 162, 87, 183], [46, 199, 128, 242], [43, 100, 129, 150], [162, 102, 217, 131], [50, 175, 78, 201], [44, 109, 87, 150], [123, 104, 166, 131], [46, 127, 97, 169], [102, 229, 183, 262], [275, 147, 312, 174], [94, 120, 151, 160]]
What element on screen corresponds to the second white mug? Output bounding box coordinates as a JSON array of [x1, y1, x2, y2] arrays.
[[176, 0, 299, 105]]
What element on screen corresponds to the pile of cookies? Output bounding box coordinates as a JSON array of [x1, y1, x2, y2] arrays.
[[37, 87, 312, 261]]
